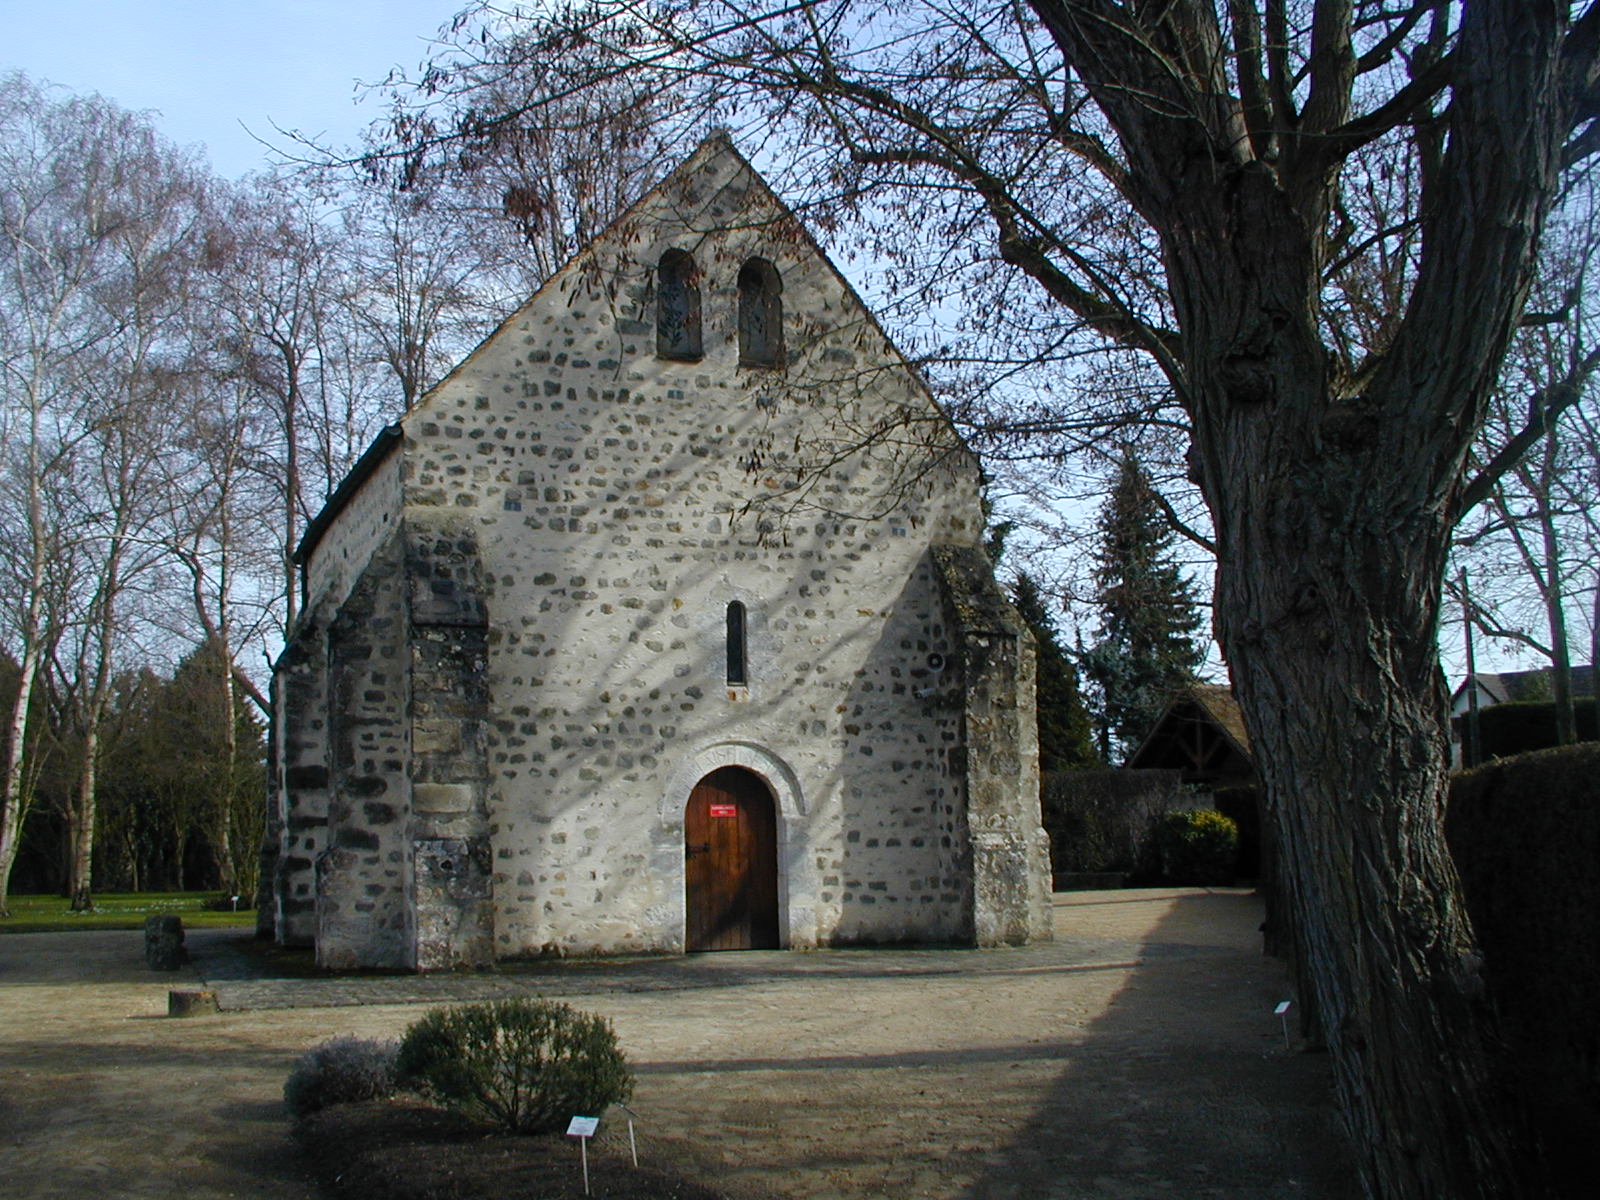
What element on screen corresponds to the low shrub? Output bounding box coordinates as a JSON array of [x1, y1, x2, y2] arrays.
[[284, 1035, 400, 1119], [397, 998, 634, 1134], [1150, 808, 1239, 885]]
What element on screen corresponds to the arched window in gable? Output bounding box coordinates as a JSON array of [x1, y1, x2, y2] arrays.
[[737, 257, 784, 368], [657, 249, 702, 360], [726, 601, 748, 686]]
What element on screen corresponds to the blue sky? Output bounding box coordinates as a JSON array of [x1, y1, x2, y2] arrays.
[[3, 0, 465, 177]]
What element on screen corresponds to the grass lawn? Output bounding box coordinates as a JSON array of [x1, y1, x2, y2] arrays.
[[0, 891, 257, 933]]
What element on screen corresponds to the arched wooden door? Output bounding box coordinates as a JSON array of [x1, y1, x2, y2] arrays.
[[684, 766, 779, 952]]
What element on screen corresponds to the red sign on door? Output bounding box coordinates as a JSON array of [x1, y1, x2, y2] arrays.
[[708, 803, 737, 817]]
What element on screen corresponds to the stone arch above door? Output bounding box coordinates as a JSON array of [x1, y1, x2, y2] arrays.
[[661, 741, 806, 824]]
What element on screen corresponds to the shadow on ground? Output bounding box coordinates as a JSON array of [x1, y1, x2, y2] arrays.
[[946, 891, 1355, 1199]]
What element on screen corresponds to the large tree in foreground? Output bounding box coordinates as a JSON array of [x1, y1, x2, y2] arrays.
[[389, 4, 1598, 1195]]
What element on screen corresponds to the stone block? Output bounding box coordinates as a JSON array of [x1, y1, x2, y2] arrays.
[[414, 783, 475, 813], [143, 914, 187, 970], [412, 719, 462, 755], [168, 989, 218, 1017]]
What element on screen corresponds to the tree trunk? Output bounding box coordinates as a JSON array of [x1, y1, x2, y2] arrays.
[[67, 726, 99, 912], [1214, 476, 1530, 1198], [0, 649, 41, 918], [1027, 2, 1571, 1192], [214, 641, 238, 896], [1591, 569, 1599, 740], [0, 383, 51, 918], [1537, 467, 1576, 744]]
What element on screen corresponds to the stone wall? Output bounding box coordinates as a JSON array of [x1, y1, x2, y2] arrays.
[[304, 440, 404, 618], [933, 545, 1053, 945], [269, 628, 329, 946], [399, 139, 993, 956], [406, 521, 493, 969]]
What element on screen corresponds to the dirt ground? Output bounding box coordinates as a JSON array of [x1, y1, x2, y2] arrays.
[[0, 888, 1356, 1199]]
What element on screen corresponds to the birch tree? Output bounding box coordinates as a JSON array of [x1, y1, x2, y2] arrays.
[[0, 74, 177, 912]]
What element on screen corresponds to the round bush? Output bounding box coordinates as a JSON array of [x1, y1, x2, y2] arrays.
[[1151, 808, 1239, 885], [283, 1035, 400, 1118], [397, 998, 634, 1134]]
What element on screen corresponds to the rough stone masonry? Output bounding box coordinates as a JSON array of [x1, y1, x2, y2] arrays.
[[263, 135, 1052, 970]]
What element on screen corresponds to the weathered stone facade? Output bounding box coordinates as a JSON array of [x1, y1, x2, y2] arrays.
[[265, 136, 1051, 969]]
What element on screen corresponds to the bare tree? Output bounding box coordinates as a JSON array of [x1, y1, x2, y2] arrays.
[[366, 9, 676, 289], [53, 408, 180, 910], [1452, 196, 1600, 742], [0, 74, 184, 912], [2, 74, 215, 910], [337, 182, 511, 410]]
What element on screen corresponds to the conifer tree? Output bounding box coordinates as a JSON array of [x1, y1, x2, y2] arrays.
[[1081, 452, 1206, 757], [1010, 573, 1099, 773]]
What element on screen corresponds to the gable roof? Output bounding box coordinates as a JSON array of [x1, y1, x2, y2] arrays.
[[297, 133, 970, 564], [1125, 683, 1254, 779], [1454, 665, 1596, 706], [407, 132, 960, 433]]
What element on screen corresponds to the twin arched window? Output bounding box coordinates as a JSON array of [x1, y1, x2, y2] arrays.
[[655, 252, 783, 368]]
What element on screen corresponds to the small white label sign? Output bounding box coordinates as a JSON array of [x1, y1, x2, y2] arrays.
[[567, 1115, 600, 1138], [1274, 1001, 1292, 1016]]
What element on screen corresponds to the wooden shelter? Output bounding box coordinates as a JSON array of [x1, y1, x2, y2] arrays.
[[1125, 684, 1253, 783]]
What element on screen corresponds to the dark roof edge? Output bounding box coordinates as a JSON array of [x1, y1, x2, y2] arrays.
[[293, 424, 404, 566], [1124, 683, 1251, 769]]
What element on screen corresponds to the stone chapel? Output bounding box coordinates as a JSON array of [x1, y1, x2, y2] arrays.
[[263, 135, 1051, 970]]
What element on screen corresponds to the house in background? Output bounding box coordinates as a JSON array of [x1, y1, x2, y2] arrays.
[[261, 135, 1052, 971], [1450, 664, 1597, 766]]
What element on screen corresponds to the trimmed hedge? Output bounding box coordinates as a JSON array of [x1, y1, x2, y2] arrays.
[[1447, 743, 1600, 1185], [1464, 700, 1598, 760], [1041, 768, 1186, 875]]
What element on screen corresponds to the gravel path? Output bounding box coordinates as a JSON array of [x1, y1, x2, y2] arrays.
[[0, 888, 1356, 1199]]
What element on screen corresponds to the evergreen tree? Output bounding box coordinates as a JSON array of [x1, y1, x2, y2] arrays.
[[1010, 573, 1099, 773], [1081, 452, 1206, 757]]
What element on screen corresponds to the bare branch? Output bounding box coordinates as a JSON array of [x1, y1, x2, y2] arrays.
[[1455, 341, 1600, 518]]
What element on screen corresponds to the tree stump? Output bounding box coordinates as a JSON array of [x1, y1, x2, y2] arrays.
[[167, 989, 219, 1017], [143, 914, 186, 970]]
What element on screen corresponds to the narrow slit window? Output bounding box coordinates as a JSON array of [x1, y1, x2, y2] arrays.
[[737, 257, 784, 367], [726, 601, 748, 685], [656, 249, 702, 360]]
